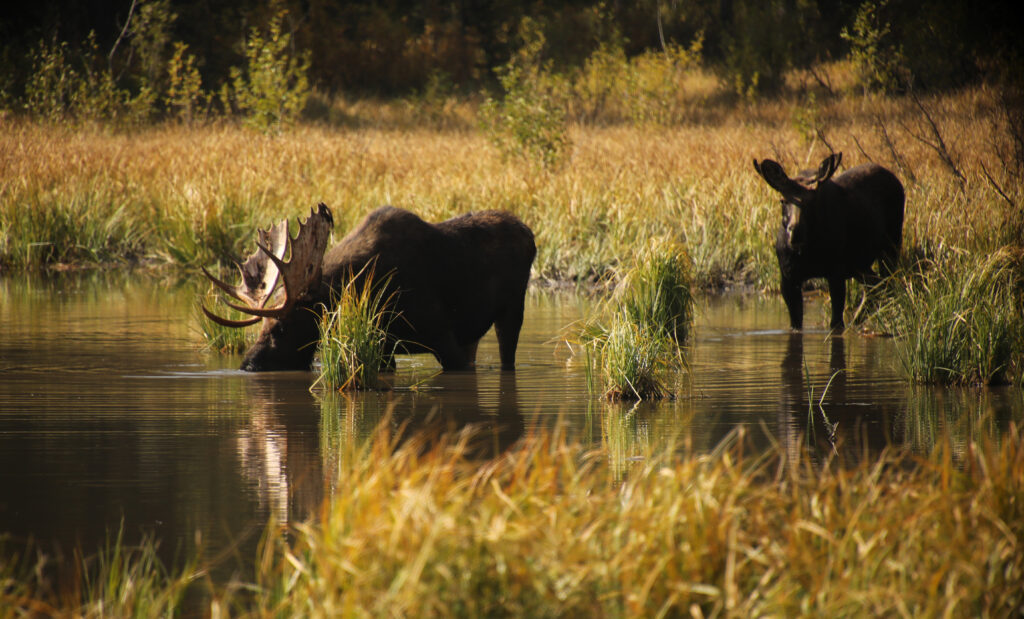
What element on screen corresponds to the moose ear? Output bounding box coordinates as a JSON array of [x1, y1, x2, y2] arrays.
[[814, 152, 842, 184], [754, 158, 796, 195]]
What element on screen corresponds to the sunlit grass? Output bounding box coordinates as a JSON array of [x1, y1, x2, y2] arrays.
[[4, 422, 1022, 616], [251, 423, 1024, 617], [2, 86, 1018, 289], [876, 248, 1024, 385], [0, 528, 202, 618]]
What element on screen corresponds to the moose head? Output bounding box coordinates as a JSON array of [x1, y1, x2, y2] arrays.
[[753, 152, 842, 254], [202, 203, 334, 371]]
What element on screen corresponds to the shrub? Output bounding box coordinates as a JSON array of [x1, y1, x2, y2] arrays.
[[227, 5, 311, 132], [479, 17, 571, 169]]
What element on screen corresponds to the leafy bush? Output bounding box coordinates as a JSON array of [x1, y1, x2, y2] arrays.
[[479, 17, 572, 168], [840, 0, 908, 94], [227, 5, 311, 132]]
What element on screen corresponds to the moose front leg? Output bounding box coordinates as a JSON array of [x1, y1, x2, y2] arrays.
[[827, 275, 847, 331], [780, 275, 804, 330]]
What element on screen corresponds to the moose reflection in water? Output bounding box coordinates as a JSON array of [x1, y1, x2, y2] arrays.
[[753, 152, 905, 331], [238, 371, 524, 528], [777, 332, 901, 464], [202, 204, 536, 372]]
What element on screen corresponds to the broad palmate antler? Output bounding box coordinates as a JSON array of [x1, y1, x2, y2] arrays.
[[202, 203, 334, 327]]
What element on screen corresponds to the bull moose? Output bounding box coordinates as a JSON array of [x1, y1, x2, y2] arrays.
[[753, 152, 905, 331], [202, 203, 536, 372]]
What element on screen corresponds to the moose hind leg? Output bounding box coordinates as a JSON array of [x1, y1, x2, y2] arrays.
[[494, 302, 525, 370], [827, 275, 847, 331]]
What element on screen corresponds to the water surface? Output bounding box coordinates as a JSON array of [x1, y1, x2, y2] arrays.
[[1, 272, 1020, 574]]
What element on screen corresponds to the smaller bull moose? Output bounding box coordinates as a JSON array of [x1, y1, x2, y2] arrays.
[[753, 152, 904, 331], [201, 203, 536, 372]]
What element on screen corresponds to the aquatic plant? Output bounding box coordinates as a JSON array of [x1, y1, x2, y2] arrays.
[[615, 238, 695, 343], [576, 238, 692, 400], [313, 271, 396, 391], [876, 248, 1024, 385]]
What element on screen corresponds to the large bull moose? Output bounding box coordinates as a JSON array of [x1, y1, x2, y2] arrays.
[[201, 203, 536, 372], [753, 152, 905, 331]]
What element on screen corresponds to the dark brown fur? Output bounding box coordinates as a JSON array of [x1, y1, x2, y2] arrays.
[[753, 153, 905, 330], [241, 206, 536, 372]]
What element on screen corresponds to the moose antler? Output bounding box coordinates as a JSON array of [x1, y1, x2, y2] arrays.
[[202, 203, 334, 328]]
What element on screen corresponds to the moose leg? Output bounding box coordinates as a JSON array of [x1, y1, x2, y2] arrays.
[[780, 276, 804, 330], [494, 301, 526, 370], [827, 275, 847, 331]]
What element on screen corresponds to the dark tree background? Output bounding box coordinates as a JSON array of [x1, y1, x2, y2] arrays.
[[1, 0, 1021, 97]]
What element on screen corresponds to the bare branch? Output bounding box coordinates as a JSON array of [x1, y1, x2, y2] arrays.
[[902, 90, 965, 190]]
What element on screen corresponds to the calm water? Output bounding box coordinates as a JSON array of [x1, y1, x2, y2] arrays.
[[1, 271, 1021, 573]]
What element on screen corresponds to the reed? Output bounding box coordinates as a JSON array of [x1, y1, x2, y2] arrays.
[[313, 271, 396, 391], [576, 238, 692, 400], [876, 248, 1024, 385]]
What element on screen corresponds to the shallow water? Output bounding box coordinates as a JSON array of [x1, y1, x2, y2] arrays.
[[1, 271, 1021, 573]]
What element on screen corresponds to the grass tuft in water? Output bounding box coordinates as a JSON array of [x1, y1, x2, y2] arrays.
[[577, 238, 692, 400], [314, 271, 396, 391], [876, 247, 1024, 385], [616, 237, 694, 343], [193, 290, 258, 354]]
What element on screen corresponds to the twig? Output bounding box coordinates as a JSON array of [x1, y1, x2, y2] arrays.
[[902, 89, 965, 190], [816, 128, 836, 156], [108, 0, 139, 69], [874, 115, 915, 182], [979, 160, 1016, 210]]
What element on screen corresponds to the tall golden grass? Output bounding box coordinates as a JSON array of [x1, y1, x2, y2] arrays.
[[2, 85, 1019, 287], [5, 422, 1021, 616]]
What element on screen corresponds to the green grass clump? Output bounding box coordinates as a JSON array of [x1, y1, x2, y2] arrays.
[[314, 273, 396, 391], [578, 239, 692, 400], [0, 191, 146, 268], [617, 238, 694, 343], [877, 248, 1024, 385]]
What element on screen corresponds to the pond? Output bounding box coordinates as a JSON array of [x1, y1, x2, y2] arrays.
[[1, 271, 1021, 576]]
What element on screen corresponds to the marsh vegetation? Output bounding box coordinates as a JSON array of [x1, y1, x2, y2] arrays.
[[2, 1, 1024, 613]]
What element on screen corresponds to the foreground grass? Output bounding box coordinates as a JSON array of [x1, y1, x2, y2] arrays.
[[4, 423, 1022, 616], [2, 85, 1020, 291]]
